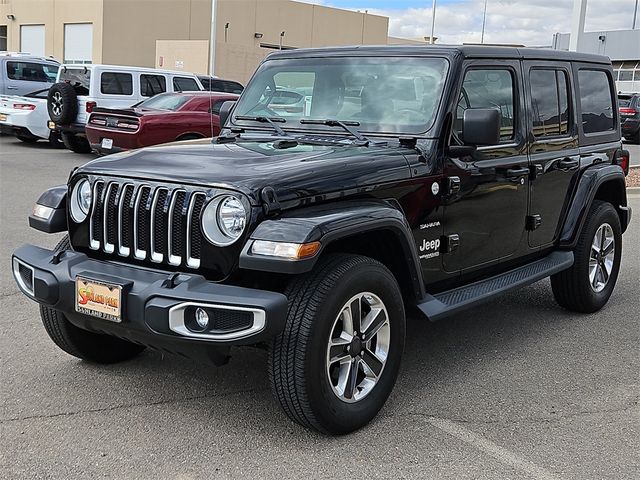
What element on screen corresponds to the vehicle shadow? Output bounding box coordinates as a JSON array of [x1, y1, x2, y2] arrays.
[[65, 277, 582, 438]]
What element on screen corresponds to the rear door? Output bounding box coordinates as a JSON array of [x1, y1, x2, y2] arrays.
[[524, 61, 580, 248], [442, 60, 529, 273]]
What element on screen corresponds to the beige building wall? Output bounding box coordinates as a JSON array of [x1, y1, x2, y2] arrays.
[[1, 0, 391, 84], [0, 0, 104, 63]]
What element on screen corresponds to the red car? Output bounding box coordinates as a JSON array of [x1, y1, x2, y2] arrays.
[[86, 91, 239, 154]]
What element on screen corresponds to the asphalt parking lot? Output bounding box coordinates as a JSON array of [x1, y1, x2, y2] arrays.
[[0, 135, 638, 479]]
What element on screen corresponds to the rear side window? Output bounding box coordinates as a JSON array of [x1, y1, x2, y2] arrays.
[[101, 72, 133, 95], [59, 68, 91, 95], [530, 69, 570, 137], [578, 69, 614, 134], [173, 76, 200, 92], [456, 68, 515, 140], [209, 79, 243, 94], [140, 74, 166, 97], [6, 61, 58, 83]]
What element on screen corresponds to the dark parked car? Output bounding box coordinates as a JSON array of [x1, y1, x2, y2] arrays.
[[12, 45, 632, 435], [618, 92, 640, 143], [85, 91, 239, 154], [198, 75, 244, 94]]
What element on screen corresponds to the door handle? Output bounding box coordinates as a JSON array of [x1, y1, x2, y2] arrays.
[[6, 86, 17, 90], [558, 157, 579, 169], [506, 167, 529, 178]]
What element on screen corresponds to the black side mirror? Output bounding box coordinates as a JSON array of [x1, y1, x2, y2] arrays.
[[462, 108, 501, 146], [219, 100, 237, 128]]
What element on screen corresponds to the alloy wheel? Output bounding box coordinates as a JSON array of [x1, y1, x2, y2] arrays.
[[51, 92, 63, 116], [589, 222, 615, 293], [326, 292, 391, 403]]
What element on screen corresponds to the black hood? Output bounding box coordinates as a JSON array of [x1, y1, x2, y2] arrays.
[[75, 138, 415, 205]]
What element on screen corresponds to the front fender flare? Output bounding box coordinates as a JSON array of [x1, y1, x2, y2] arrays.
[[239, 200, 425, 299], [28, 185, 67, 234]]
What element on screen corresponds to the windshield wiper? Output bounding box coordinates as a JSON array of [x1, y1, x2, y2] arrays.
[[299, 118, 369, 144], [235, 115, 289, 137]]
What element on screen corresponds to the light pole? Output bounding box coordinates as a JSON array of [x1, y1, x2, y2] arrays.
[[430, 0, 437, 44], [481, 0, 488, 44], [209, 0, 217, 76], [633, 0, 639, 29]]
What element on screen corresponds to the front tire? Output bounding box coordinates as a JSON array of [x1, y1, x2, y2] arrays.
[[269, 254, 405, 434], [40, 237, 146, 363], [551, 200, 622, 313]]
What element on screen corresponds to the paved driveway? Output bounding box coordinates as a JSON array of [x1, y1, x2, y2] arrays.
[[1, 136, 638, 479]]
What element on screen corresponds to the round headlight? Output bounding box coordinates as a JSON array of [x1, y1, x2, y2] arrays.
[[217, 196, 246, 238], [70, 179, 92, 223], [201, 195, 247, 246]]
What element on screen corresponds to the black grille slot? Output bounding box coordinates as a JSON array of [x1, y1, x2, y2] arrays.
[[136, 186, 152, 255], [105, 184, 120, 247], [152, 189, 169, 259], [121, 185, 135, 249], [91, 182, 105, 245], [170, 191, 187, 259], [189, 194, 205, 260]]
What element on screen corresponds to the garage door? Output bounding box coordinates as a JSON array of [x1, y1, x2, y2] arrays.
[[20, 25, 45, 56], [64, 23, 93, 64]]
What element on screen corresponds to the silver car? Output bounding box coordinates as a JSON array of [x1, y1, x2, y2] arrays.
[[0, 53, 59, 96]]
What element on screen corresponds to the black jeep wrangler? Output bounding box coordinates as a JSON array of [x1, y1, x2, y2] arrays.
[[12, 46, 632, 435]]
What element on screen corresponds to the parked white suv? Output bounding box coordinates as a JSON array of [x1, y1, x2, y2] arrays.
[[47, 64, 203, 153]]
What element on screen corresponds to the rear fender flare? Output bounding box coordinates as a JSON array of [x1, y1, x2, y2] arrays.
[[560, 165, 629, 247]]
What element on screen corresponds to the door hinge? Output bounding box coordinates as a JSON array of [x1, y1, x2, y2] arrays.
[[441, 234, 460, 253], [526, 214, 542, 231], [447, 176, 461, 195]]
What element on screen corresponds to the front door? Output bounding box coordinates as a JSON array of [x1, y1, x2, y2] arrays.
[[442, 61, 529, 273], [524, 61, 580, 248]]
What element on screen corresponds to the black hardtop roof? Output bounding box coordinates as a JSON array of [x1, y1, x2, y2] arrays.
[[266, 44, 611, 65]]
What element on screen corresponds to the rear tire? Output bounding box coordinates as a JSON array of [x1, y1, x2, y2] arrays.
[[62, 133, 92, 154], [40, 236, 146, 364], [47, 82, 78, 125], [551, 200, 622, 313], [48, 131, 64, 148], [269, 254, 405, 434]]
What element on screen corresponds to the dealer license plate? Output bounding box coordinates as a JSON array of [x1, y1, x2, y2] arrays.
[[101, 138, 113, 149], [0, 114, 7, 122], [75, 277, 122, 323]]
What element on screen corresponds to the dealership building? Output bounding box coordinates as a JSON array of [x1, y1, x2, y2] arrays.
[[0, 0, 394, 83], [552, 28, 640, 93]]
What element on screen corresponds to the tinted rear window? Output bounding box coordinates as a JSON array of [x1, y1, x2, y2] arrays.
[[578, 69, 614, 134], [140, 74, 167, 97], [6, 61, 58, 83], [139, 93, 189, 111], [101, 72, 133, 95], [59, 68, 91, 95], [173, 77, 200, 92]]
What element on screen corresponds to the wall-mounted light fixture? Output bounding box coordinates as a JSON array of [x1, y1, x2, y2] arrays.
[[254, 32, 263, 39], [6, 14, 16, 20]]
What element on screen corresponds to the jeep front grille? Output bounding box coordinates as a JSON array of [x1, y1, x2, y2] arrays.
[[88, 180, 207, 269]]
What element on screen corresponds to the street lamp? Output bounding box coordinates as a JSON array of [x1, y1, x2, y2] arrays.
[[209, 0, 217, 76], [481, 0, 488, 44]]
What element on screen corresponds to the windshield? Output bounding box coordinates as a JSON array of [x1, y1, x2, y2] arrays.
[[138, 93, 190, 111], [233, 56, 449, 135]]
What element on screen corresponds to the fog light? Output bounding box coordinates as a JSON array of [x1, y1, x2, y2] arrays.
[[195, 308, 209, 329]]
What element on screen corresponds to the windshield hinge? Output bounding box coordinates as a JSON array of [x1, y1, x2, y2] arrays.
[[260, 187, 281, 216]]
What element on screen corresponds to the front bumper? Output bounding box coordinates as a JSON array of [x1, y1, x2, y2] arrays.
[[12, 244, 288, 353]]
